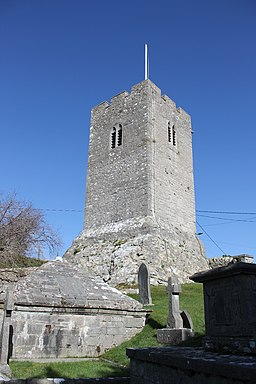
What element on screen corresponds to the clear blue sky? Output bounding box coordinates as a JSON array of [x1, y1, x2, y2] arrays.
[[1, 0, 256, 261]]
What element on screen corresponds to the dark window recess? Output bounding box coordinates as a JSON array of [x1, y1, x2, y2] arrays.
[[117, 125, 122, 146], [111, 128, 116, 149], [168, 122, 171, 142], [172, 126, 176, 146]]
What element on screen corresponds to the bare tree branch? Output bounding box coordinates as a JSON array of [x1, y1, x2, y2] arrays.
[[0, 193, 62, 264]]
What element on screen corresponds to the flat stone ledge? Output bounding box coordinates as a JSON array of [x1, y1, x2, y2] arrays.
[[191, 261, 256, 282], [127, 347, 256, 382], [0, 378, 129, 384]]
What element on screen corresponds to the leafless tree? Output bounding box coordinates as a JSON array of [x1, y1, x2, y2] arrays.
[[0, 193, 62, 265]]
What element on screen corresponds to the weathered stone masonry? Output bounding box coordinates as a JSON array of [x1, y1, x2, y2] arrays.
[[65, 79, 208, 284], [1, 261, 148, 360]]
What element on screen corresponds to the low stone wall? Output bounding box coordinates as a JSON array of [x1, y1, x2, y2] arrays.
[[127, 347, 256, 384], [0, 378, 129, 384], [208, 254, 253, 269], [11, 306, 146, 359]]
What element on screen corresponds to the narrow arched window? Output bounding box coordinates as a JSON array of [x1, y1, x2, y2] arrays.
[[172, 125, 176, 146], [110, 124, 123, 149], [111, 127, 116, 149], [117, 124, 122, 146], [168, 121, 171, 142]]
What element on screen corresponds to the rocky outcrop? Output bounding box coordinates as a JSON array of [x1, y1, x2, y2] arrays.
[[64, 217, 208, 286]]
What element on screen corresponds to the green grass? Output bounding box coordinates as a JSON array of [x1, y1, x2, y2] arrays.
[[10, 283, 204, 378], [10, 360, 129, 379], [103, 283, 204, 365]]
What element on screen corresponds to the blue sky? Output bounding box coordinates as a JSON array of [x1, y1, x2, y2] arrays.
[[1, 0, 256, 261]]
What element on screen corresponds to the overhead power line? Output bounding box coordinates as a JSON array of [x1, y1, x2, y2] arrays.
[[196, 221, 226, 255], [197, 210, 256, 215], [197, 214, 256, 223], [37, 208, 256, 215], [39, 208, 83, 212]]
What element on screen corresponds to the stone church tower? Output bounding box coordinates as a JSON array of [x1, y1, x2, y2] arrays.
[[65, 79, 208, 285]]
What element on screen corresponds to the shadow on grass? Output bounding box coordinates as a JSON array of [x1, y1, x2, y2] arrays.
[[147, 317, 164, 330], [24, 363, 129, 380]]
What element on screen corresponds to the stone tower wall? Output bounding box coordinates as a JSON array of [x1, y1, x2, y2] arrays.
[[148, 86, 196, 235], [84, 82, 154, 229], [65, 80, 208, 285], [84, 80, 196, 235]]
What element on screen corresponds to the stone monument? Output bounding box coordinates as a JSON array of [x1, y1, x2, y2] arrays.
[[0, 260, 148, 361], [157, 277, 194, 344], [65, 79, 208, 285], [138, 263, 152, 305], [191, 261, 256, 355], [127, 263, 256, 383]]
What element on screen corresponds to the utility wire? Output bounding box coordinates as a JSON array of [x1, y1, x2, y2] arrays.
[[197, 210, 256, 215], [37, 207, 253, 255], [197, 214, 256, 223], [39, 208, 256, 215], [39, 208, 83, 212], [196, 221, 226, 255]]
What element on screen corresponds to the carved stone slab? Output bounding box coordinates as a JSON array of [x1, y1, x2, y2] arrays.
[[191, 262, 256, 354]]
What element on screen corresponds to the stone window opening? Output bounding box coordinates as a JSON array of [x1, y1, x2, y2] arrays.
[[172, 126, 176, 146], [168, 122, 172, 143], [111, 124, 122, 149], [168, 122, 177, 147], [117, 124, 122, 146], [111, 127, 116, 149]]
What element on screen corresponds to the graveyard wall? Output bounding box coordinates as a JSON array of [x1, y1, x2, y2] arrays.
[[11, 306, 145, 359], [209, 254, 253, 269], [0, 379, 129, 384], [127, 347, 256, 384]]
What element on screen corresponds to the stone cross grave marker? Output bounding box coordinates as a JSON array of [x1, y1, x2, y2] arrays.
[[166, 277, 183, 328], [157, 276, 194, 344], [138, 263, 152, 305]]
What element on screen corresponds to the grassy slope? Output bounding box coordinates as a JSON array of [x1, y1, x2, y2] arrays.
[[103, 283, 205, 365], [10, 283, 204, 378], [0, 254, 46, 268]]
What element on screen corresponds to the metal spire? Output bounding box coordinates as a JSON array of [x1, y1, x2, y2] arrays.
[[145, 44, 149, 80]]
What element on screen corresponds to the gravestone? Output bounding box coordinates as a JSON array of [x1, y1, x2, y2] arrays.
[[157, 277, 194, 344], [138, 263, 152, 305], [191, 262, 256, 355], [166, 277, 183, 328], [0, 288, 13, 378]]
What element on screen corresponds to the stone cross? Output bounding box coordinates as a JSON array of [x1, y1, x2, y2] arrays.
[[138, 263, 152, 305], [166, 277, 183, 329]]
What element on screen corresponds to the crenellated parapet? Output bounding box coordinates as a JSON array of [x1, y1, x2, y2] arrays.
[[92, 80, 189, 123]]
